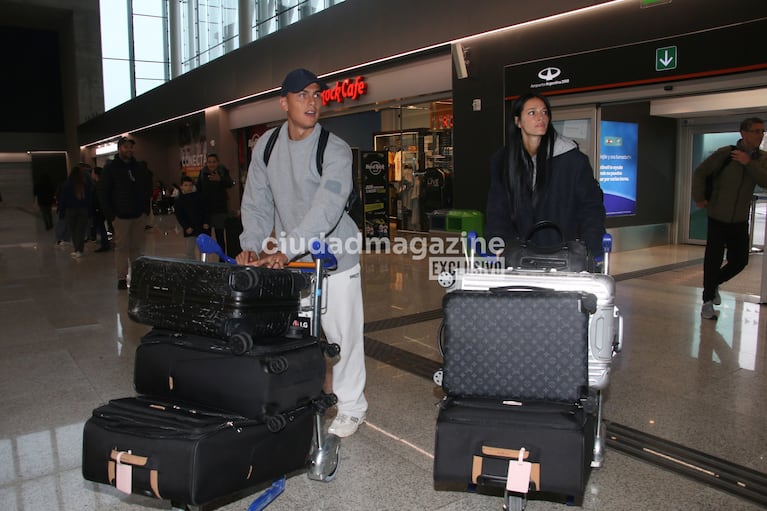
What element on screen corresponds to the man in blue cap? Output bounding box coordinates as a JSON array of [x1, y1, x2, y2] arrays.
[[236, 69, 368, 437]]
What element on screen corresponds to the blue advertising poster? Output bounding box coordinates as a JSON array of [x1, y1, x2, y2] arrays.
[[599, 121, 638, 216]]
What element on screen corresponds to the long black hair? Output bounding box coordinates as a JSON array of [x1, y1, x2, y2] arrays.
[[504, 93, 558, 223]]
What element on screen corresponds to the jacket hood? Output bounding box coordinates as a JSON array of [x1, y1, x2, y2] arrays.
[[552, 134, 578, 158]]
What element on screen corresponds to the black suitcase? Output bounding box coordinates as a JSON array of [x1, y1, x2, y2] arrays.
[[82, 396, 315, 507], [433, 397, 595, 497], [134, 328, 337, 421], [128, 256, 311, 348], [441, 289, 596, 403]]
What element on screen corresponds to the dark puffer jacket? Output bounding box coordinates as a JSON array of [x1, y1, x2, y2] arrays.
[[486, 138, 606, 257], [100, 156, 153, 221]]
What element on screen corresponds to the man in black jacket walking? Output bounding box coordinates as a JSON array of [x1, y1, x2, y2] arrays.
[[100, 137, 153, 290]]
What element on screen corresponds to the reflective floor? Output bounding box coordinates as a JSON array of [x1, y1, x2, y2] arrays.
[[1, 203, 766, 511]]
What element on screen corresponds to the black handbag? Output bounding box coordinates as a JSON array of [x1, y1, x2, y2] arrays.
[[503, 221, 592, 272]]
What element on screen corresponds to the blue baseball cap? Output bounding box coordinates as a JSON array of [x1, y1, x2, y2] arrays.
[[280, 68, 329, 96]]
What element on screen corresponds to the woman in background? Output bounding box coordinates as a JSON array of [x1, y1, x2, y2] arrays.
[[58, 166, 93, 258]]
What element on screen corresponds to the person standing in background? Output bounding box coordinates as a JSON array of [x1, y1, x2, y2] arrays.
[[174, 176, 210, 259], [196, 153, 233, 251], [33, 174, 56, 230], [692, 117, 767, 320], [57, 166, 93, 258], [100, 136, 153, 290], [91, 167, 111, 252]]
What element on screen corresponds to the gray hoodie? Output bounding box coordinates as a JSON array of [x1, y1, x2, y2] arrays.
[[240, 122, 360, 272]]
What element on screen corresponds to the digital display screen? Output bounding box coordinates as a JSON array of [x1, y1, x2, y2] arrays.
[[599, 121, 638, 217]]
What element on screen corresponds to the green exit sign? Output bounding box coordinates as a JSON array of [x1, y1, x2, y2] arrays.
[[641, 0, 672, 7], [656, 46, 677, 71]]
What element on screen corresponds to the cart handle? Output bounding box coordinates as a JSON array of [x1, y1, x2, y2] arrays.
[[196, 234, 338, 270], [196, 233, 237, 264], [309, 239, 338, 270]]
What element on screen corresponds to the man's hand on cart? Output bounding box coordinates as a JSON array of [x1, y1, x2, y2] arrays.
[[235, 250, 289, 269]]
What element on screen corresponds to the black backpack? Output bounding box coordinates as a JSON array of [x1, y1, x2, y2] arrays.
[[262, 127, 360, 218]]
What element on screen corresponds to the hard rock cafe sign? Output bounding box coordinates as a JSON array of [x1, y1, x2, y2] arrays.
[[321, 76, 368, 106]]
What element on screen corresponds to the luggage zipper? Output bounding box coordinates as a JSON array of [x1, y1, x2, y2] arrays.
[[95, 399, 263, 436], [141, 329, 319, 355]]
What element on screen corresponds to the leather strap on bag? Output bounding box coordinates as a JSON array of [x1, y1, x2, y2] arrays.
[[108, 449, 162, 499]]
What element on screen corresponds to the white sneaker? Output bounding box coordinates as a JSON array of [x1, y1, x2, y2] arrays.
[[328, 414, 365, 438], [70, 251, 82, 258], [701, 301, 717, 320], [713, 288, 721, 305]]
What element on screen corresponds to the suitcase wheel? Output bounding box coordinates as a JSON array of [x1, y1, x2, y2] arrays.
[[321, 341, 341, 358], [229, 332, 253, 355], [265, 356, 289, 374], [266, 414, 287, 433], [229, 267, 259, 292]]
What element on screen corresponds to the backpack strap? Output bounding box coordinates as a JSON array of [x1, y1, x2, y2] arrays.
[[316, 127, 330, 176], [262, 127, 281, 166], [262, 126, 330, 174]]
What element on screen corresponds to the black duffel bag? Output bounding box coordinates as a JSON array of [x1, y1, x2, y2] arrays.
[[503, 220, 593, 272]]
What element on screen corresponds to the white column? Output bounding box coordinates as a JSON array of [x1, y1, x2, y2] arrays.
[[169, 0, 183, 78], [239, 0, 254, 47]]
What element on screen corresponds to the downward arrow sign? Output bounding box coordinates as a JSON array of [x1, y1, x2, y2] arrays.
[[660, 50, 674, 66]]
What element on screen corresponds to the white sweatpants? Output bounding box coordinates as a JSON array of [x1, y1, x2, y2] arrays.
[[305, 263, 367, 418]]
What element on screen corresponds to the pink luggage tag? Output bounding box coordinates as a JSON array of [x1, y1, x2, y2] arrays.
[[115, 451, 133, 494], [506, 447, 532, 493]]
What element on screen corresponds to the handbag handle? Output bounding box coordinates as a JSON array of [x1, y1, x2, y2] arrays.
[[523, 220, 565, 243]]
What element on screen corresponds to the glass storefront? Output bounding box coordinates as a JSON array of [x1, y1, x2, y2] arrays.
[[371, 100, 454, 233]]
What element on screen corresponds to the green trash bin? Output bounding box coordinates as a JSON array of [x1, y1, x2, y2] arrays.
[[444, 210, 484, 237]]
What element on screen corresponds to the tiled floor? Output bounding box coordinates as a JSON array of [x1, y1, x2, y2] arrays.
[[1, 203, 766, 511]]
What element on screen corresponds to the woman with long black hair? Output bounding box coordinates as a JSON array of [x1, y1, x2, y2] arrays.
[[486, 92, 606, 262]]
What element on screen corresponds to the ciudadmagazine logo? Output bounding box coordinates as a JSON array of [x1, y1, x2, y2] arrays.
[[260, 232, 506, 279]]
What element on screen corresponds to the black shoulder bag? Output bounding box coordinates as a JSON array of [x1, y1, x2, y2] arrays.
[[503, 220, 593, 272]]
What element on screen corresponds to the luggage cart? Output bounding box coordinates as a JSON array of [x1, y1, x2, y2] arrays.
[[435, 233, 622, 511], [182, 235, 342, 511]]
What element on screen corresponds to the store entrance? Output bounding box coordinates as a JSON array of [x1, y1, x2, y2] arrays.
[[372, 99, 454, 234]]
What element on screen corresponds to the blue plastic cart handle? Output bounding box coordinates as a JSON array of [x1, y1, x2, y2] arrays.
[[196, 233, 237, 264], [310, 239, 338, 270], [602, 233, 613, 254]]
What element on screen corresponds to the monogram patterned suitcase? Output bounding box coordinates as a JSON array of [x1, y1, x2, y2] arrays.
[[446, 269, 621, 390], [441, 288, 595, 403]]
